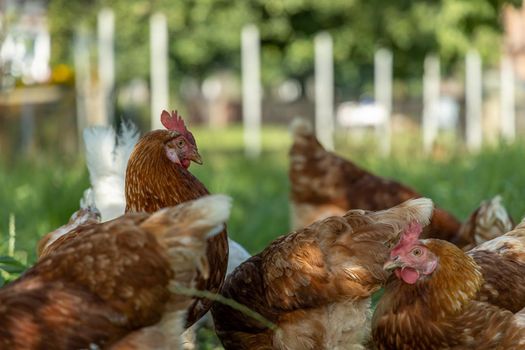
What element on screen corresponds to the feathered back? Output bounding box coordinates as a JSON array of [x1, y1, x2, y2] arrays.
[[455, 195, 514, 249], [37, 204, 101, 258], [83, 121, 139, 221], [288, 118, 462, 245]]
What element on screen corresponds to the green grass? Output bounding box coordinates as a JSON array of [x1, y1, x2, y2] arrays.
[[0, 125, 524, 347], [2, 126, 525, 262]]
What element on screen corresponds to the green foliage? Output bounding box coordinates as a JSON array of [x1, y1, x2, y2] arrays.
[[0, 255, 27, 287], [0, 157, 90, 263], [47, 0, 521, 89]]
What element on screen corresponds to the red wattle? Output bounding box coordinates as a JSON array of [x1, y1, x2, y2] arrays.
[[399, 267, 419, 284]]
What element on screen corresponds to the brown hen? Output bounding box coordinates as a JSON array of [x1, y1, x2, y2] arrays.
[[290, 118, 470, 246], [124, 110, 229, 327], [0, 195, 231, 350], [212, 198, 434, 349], [372, 220, 525, 350]]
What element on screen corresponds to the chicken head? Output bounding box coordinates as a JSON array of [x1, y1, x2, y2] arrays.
[[161, 110, 202, 169], [384, 223, 438, 284]]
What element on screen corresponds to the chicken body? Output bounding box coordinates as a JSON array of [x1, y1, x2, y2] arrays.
[[373, 225, 525, 349], [289, 119, 460, 244], [213, 198, 434, 350], [1, 195, 231, 350], [125, 129, 229, 327]]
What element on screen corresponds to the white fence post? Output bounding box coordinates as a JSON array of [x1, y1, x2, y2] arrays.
[[241, 24, 262, 158], [422, 55, 440, 154], [97, 8, 115, 126], [374, 48, 392, 156], [465, 50, 482, 151], [150, 13, 169, 130], [74, 25, 91, 145], [314, 32, 334, 151], [500, 55, 515, 142]]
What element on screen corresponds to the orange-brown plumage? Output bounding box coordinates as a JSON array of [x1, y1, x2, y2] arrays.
[[125, 127, 229, 328], [37, 206, 101, 258], [289, 119, 462, 243], [125, 130, 209, 213], [212, 198, 434, 350], [372, 229, 525, 349], [467, 220, 525, 313], [1, 196, 231, 350]]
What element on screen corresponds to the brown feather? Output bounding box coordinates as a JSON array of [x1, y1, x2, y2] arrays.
[[0, 278, 130, 349], [1, 213, 171, 349], [467, 223, 525, 313], [38, 206, 101, 258]]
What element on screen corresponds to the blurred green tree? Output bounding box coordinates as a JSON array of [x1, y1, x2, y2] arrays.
[[48, 0, 521, 91]]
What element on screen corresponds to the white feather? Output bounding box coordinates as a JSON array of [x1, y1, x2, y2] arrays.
[[227, 238, 251, 275], [80, 188, 96, 210], [114, 120, 140, 177], [82, 121, 139, 221]]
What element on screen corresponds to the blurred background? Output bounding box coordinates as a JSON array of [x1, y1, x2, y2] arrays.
[[3, 0, 525, 347], [1, 0, 525, 290]]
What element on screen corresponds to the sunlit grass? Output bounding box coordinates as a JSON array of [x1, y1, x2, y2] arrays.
[[1, 126, 525, 264], [0, 157, 89, 262]]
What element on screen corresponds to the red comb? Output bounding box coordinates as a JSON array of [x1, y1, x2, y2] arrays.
[[160, 110, 197, 147], [161, 110, 187, 132], [391, 221, 423, 256]]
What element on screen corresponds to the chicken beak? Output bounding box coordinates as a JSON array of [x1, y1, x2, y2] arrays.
[[189, 148, 203, 165], [383, 256, 403, 272]]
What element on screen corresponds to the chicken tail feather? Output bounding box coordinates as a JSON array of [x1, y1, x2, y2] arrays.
[[83, 121, 139, 221], [368, 197, 434, 233], [140, 195, 232, 279], [114, 120, 140, 177]]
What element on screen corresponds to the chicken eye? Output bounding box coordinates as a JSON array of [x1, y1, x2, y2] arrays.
[[411, 248, 423, 257], [177, 140, 185, 148]]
